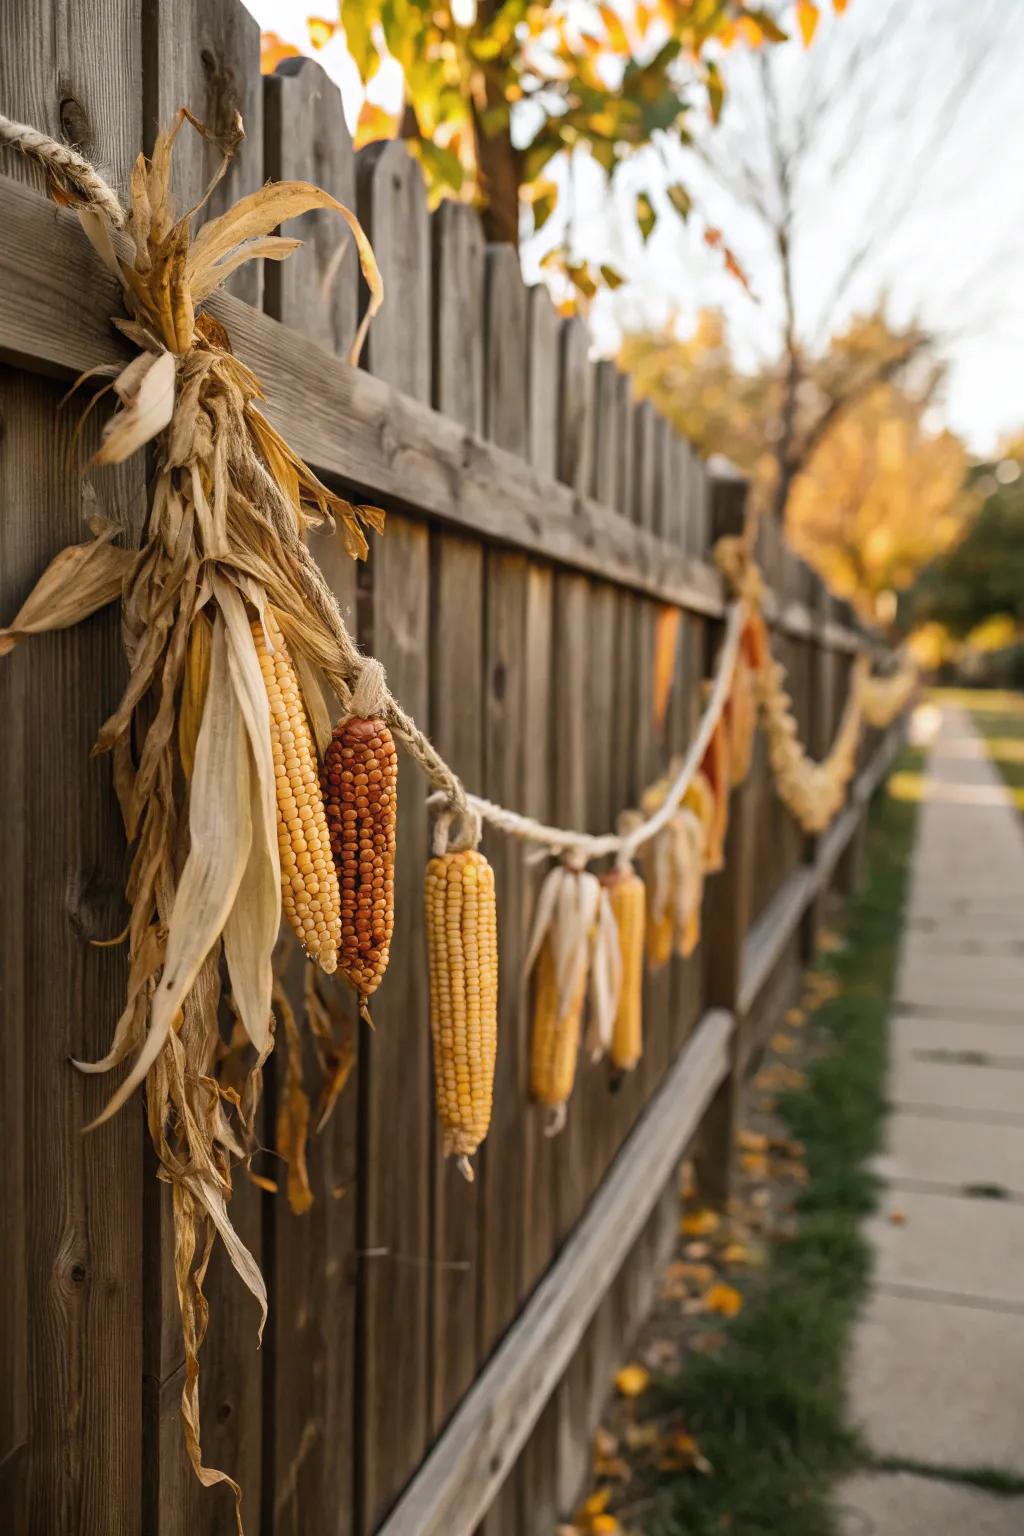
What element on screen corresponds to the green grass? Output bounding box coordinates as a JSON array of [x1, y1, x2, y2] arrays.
[[644, 769, 919, 1536], [937, 687, 1024, 809]]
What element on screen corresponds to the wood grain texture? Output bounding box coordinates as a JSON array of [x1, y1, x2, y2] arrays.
[[354, 137, 433, 1535], [357, 141, 431, 400], [0, 6, 144, 1530], [428, 198, 486, 1432], [261, 61, 359, 1536], [263, 56, 359, 358], [526, 286, 560, 479], [432, 202, 485, 437], [142, 0, 264, 304], [375, 1010, 735, 1536], [557, 317, 593, 492], [0, 172, 731, 619]]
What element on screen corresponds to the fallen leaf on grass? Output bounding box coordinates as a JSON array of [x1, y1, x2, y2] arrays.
[[657, 1429, 713, 1476], [704, 1281, 743, 1318], [784, 1006, 808, 1028], [595, 1426, 618, 1458], [644, 1338, 681, 1373], [737, 1128, 768, 1153], [771, 1031, 797, 1054], [665, 1259, 715, 1288], [571, 1486, 623, 1535], [721, 1242, 752, 1266], [615, 1364, 651, 1398], [680, 1207, 720, 1237], [624, 1421, 662, 1452], [690, 1329, 727, 1356]]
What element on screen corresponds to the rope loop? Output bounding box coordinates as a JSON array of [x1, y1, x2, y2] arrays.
[[428, 794, 482, 857], [0, 113, 127, 228]]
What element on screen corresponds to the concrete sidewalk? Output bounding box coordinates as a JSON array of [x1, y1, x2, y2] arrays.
[[838, 705, 1024, 1534]]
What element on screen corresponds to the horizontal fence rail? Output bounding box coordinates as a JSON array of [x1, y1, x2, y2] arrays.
[[0, 5, 901, 1535]]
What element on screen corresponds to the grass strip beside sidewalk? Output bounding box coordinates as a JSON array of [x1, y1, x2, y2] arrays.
[[641, 766, 919, 1536]]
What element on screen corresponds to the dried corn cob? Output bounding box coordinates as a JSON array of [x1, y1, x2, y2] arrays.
[[530, 937, 587, 1131], [727, 654, 757, 785], [526, 864, 601, 1131], [698, 718, 731, 872], [684, 770, 718, 875], [323, 711, 397, 1005], [425, 847, 498, 1178], [252, 609, 341, 974], [602, 867, 646, 1073]]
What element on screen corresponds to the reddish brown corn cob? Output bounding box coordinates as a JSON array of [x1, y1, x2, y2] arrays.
[[323, 712, 398, 1005], [252, 611, 341, 974]]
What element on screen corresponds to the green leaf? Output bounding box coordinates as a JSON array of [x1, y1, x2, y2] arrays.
[[742, 7, 790, 44], [667, 183, 692, 221], [706, 59, 725, 124], [636, 191, 657, 242], [532, 187, 557, 232]]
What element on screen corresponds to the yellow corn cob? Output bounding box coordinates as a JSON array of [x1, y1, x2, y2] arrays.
[[424, 848, 499, 1178], [530, 936, 587, 1125], [252, 610, 341, 974], [602, 868, 645, 1072], [323, 713, 398, 1004], [646, 899, 674, 968], [728, 656, 757, 785]]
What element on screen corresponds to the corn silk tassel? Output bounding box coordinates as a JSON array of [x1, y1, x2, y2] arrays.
[[0, 111, 385, 1531]]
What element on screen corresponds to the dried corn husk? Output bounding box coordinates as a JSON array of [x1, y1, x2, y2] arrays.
[[0, 111, 386, 1533]]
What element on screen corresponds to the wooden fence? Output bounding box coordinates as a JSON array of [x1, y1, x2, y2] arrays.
[[0, 4, 903, 1533]]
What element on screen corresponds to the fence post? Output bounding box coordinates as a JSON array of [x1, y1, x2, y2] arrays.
[[692, 468, 757, 1208], [801, 570, 833, 957]]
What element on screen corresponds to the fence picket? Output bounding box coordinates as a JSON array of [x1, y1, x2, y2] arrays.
[[264, 56, 359, 358], [429, 200, 487, 1432], [355, 139, 433, 1533]]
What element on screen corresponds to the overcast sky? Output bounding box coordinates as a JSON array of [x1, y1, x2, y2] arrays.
[[246, 0, 1024, 455]]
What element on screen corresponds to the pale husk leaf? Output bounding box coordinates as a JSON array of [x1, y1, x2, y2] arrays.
[[0, 517, 134, 656], [83, 612, 253, 1128], [93, 347, 176, 465]]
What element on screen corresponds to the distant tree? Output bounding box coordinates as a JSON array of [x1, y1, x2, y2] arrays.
[[620, 308, 973, 616], [262, 3, 847, 296], [910, 456, 1024, 637]]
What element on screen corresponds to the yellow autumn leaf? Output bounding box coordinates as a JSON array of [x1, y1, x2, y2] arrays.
[[721, 1242, 751, 1265], [575, 1485, 611, 1519], [796, 0, 820, 47], [741, 1150, 769, 1177], [614, 1364, 651, 1398], [680, 1207, 721, 1237], [704, 1281, 743, 1318], [784, 1006, 808, 1028], [737, 1128, 768, 1153], [354, 100, 400, 149], [307, 15, 338, 48], [591, 1517, 622, 1534], [771, 1031, 797, 1053]]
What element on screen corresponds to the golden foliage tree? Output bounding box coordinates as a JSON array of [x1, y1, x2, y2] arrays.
[[620, 309, 972, 616]]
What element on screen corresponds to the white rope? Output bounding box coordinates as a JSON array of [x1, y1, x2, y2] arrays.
[[0, 112, 127, 227], [429, 602, 746, 866]]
